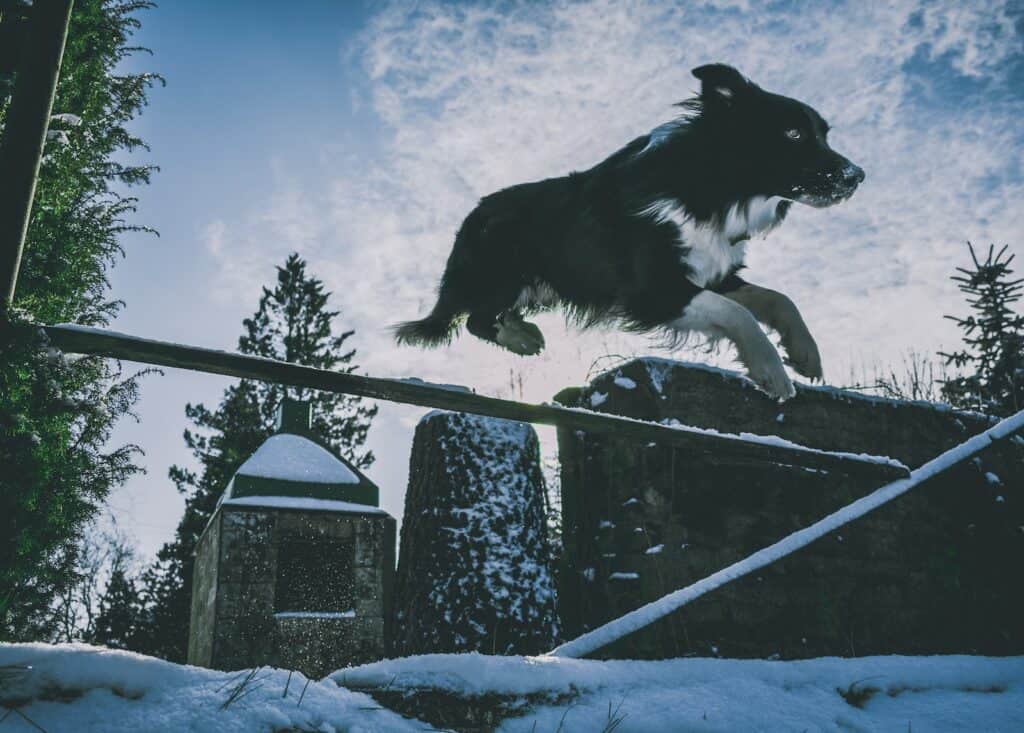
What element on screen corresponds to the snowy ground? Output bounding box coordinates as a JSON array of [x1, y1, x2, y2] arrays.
[[3, 644, 1023, 732], [337, 653, 1024, 732], [0, 643, 421, 733]]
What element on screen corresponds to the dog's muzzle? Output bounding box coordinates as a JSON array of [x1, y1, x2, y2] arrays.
[[792, 159, 865, 208]]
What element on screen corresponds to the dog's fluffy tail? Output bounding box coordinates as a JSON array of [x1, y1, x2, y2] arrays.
[[393, 307, 459, 348]]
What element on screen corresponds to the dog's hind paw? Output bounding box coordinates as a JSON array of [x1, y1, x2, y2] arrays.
[[496, 318, 545, 356]]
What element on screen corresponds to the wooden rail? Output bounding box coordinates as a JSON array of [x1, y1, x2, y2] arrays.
[[39, 324, 910, 480]]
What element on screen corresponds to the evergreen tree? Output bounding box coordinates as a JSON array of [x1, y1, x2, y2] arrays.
[[136, 253, 377, 661], [90, 565, 141, 650], [940, 243, 1024, 416], [0, 0, 158, 639]]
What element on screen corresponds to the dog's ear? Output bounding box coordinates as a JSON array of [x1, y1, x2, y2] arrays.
[[692, 63, 750, 106]]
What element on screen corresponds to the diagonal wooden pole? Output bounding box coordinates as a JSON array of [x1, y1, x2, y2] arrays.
[[0, 0, 75, 314], [546, 407, 1024, 659]]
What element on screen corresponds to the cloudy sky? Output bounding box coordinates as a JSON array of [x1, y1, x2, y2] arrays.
[[105, 0, 1023, 558]]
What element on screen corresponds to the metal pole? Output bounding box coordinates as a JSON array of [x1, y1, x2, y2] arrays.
[[0, 0, 75, 314]]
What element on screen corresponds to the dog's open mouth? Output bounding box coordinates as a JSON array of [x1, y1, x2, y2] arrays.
[[790, 182, 861, 208], [792, 189, 857, 208]]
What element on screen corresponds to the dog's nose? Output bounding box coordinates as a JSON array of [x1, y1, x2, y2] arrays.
[[845, 163, 865, 185]]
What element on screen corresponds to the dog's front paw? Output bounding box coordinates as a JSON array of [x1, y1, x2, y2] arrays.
[[782, 328, 822, 381], [496, 319, 545, 356], [743, 339, 796, 402]]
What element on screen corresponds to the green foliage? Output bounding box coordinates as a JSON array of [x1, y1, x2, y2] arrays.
[[0, 0, 157, 639], [135, 254, 377, 662], [90, 565, 142, 650], [940, 243, 1024, 416], [237, 252, 377, 467], [0, 322, 145, 639]]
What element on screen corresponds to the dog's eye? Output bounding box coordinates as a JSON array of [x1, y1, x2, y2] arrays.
[[785, 128, 803, 141]]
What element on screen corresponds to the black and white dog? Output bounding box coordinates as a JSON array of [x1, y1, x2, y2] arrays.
[[395, 63, 864, 400]]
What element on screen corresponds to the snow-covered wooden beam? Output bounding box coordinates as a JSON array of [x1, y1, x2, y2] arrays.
[[547, 407, 1024, 660], [40, 323, 910, 479]]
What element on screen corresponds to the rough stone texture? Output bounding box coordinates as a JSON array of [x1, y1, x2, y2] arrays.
[[557, 358, 1024, 660], [390, 411, 558, 657], [186, 515, 219, 667], [188, 506, 395, 678]]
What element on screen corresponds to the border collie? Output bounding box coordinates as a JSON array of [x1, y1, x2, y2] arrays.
[[394, 63, 864, 401]]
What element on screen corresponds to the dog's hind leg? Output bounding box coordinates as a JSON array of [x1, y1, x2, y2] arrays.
[[446, 210, 546, 355]]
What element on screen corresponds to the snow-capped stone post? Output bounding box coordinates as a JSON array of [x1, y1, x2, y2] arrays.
[[557, 358, 1023, 659], [390, 411, 558, 656], [188, 399, 395, 678]]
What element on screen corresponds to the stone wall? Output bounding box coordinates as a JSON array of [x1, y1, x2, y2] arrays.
[[188, 506, 395, 678], [556, 358, 1023, 659], [186, 514, 219, 667]]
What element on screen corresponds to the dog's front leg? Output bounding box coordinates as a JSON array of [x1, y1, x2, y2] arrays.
[[717, 276, 822, 381], [672, 290, 795, 401]]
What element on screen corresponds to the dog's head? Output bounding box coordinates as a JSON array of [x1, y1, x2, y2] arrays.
[[691, 63, 864, 208]]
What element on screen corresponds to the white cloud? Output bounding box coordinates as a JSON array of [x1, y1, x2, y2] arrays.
[[201, 218, 227, 257]]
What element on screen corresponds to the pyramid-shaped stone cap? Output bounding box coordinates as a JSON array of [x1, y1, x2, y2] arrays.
[[223, 399, 380, 511]]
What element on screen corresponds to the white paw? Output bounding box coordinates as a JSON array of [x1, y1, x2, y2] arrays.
[[496, 319, 545, 356], [744, 340, 796, 402], [782, 327, 823, 381]]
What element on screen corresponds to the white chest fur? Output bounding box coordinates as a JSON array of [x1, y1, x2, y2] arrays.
[[639, 196, 784, 288]]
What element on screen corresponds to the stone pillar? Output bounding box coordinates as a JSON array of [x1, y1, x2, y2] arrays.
[[188, 506, 395, 677], [391, 411, 559, 656]]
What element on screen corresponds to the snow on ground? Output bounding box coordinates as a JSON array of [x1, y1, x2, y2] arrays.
[[4, 644, 1023, 732], [0, 643, 422, 733], [337, 652, 1024, 733]]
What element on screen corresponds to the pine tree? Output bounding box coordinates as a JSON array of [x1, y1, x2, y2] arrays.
[[0, 0, 158, 640], [940, 243, 1024, 416], [135, 253, 377, 661], [90, 566, 141, 650], [237, 252, 377, 462]]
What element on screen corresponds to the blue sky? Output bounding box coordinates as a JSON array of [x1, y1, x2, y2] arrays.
[[106, 0, 389, 550], [100, 0, 1024, 558]]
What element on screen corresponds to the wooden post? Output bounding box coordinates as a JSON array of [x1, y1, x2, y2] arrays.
[[0, 0, 75, 313]]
